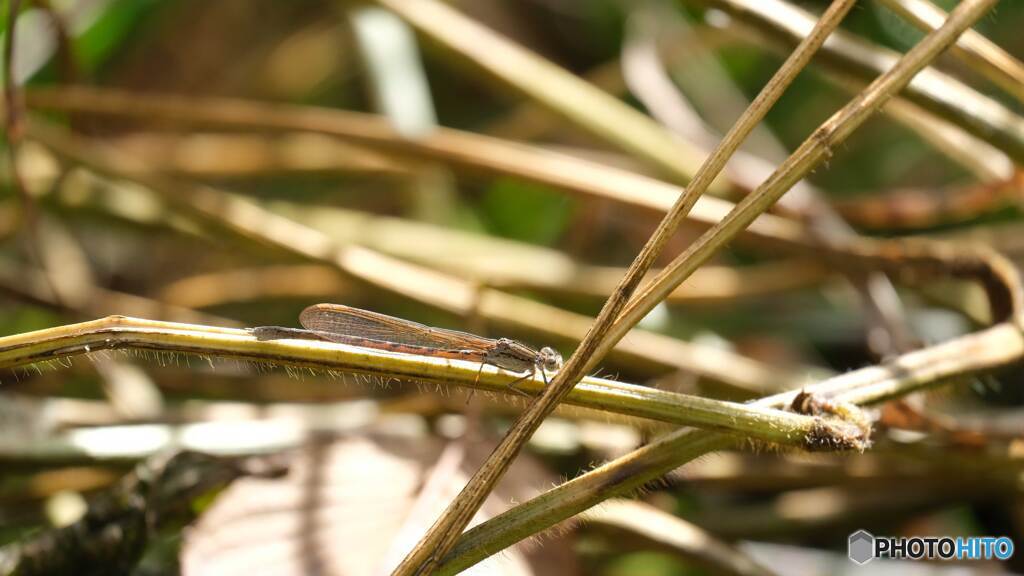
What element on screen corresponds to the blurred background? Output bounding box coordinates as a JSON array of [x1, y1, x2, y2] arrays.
[[1, 0, 1023, 575]]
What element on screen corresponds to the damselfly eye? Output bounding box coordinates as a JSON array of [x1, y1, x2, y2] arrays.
[[540, 347, 563, 371]]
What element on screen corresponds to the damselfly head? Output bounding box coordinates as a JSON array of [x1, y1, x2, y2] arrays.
[[539, 347, 562, 371]]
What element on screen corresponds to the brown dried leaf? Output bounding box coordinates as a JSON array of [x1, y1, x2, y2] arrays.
[[181, 433, 575, 576]]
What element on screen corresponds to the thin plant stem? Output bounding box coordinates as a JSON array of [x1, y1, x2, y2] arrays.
[[432, 0, 1005, 570], [366, 0, 716, 190], [435, 321, 1024, 574], [390, 1, 858, 573], [601, 0, 1005, 370], [876, 0, 1024, 103], [19, 84, 810, 245], [23, 117, 808, 394], [698, 0, 1024, 161], [0, 315, 863, 449]]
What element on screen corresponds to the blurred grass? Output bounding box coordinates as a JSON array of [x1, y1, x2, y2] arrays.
[[481, 178, 574, 245], [1, 0, 1023, 574]]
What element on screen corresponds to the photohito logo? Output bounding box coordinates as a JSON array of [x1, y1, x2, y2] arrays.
[[848, 530, 1014, 564]]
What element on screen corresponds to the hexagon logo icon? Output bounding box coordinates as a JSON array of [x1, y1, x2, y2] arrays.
[[848, 530, 875, 565]]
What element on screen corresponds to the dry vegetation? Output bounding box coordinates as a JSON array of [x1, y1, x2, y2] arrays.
[[1, 0, 1023, 575]]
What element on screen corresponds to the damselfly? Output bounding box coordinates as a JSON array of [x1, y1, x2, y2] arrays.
[[251, 304, 563, 390]]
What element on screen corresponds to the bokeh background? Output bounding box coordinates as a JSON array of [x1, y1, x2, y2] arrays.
[[2, 1, 1024, 575]]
